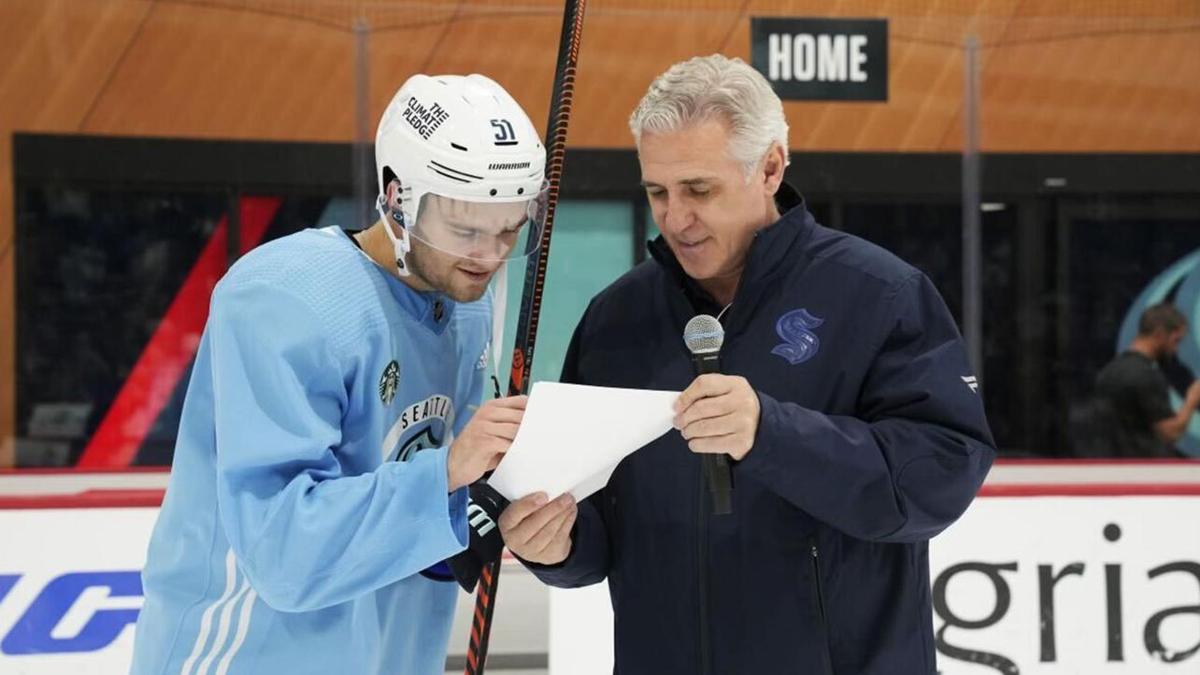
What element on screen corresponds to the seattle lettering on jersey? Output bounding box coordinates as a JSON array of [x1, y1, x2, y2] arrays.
[[403, 97, 450, 139], [398, 394, 454, 431]]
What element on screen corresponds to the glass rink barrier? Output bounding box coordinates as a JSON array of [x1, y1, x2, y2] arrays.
[[1, 462, 1199, 674]]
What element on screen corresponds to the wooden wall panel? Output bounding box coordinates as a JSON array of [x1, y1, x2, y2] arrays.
[[371, 14, 564, 146], [566, 9, 749, 147], [981, 31, 1200, 152], [81, 2, 357, 139]]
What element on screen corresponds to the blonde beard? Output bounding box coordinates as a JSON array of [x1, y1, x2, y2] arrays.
[[359, 219, 495, 303], [406, 242, 492, 303]]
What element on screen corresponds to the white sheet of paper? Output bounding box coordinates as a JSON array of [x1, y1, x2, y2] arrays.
[[487, 382, 679, 502]]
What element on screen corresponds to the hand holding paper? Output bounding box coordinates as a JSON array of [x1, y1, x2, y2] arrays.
[[487, 382, 679, 502], [498, 492, 577, 565], [446, 395, 526, 491]]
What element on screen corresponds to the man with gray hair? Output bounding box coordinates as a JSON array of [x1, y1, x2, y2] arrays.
[[501, 54, 995, 673]]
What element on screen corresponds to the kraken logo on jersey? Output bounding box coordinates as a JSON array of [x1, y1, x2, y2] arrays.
[[379, 360, 400, 405], [382, 394, 455, 462], [396, 427, 442, 462]]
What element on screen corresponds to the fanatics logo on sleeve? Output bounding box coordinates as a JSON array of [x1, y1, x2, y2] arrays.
[[379, 360, 400, 405], [962, 375, 979, 393], [771, 308, 824, 365]]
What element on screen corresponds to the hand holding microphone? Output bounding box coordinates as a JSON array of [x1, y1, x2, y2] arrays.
[[680, 315, 761, 515], [674, 374, 760, 461]]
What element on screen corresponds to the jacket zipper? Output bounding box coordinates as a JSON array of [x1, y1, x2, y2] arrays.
[[698, 467, 711, 675], [810, 539, 834, 675]]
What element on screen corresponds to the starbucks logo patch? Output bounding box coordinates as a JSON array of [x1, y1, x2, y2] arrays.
[[379, 360, 400, 405]]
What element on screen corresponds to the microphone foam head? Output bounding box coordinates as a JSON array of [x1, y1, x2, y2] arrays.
[[683, 314, 724, 354]]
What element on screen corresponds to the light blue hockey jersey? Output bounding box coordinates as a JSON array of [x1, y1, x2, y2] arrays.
[[131, 226, 491, 675]]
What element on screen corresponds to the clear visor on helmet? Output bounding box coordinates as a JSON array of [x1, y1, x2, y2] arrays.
[[407, 183, 548, 263]]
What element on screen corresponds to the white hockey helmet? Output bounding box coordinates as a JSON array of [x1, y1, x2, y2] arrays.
[[375, 74, 548, 275]]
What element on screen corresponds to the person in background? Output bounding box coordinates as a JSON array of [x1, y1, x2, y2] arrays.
[[1094, 302, 1200, 458]]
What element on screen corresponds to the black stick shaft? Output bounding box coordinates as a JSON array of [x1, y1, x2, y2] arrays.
[[464, 1, 587, 673]]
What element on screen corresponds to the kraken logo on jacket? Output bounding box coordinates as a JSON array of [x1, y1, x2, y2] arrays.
[[772, 308, 824, 365]]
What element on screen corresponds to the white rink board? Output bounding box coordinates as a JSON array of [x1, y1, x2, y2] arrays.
[[0, 508, 156, 674], [1, 488, 1198, 673], [927, 496, 1200, 674], [549, 496, 1200, 675], [0, 506, 543, 674]]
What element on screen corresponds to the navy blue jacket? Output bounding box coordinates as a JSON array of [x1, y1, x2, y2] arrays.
[[527, 184, 995, 674]]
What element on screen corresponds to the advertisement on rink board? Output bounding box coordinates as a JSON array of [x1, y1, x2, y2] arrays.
[[926, 497, 1200, 674], [0, 508, 156, 674], [549, 496, 1200, 675], [1, 498, 1198, 673]]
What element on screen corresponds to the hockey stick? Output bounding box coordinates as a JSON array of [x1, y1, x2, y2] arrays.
[[463, 1, 588, 673]]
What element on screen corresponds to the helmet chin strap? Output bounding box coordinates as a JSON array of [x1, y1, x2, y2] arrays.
[[377, 195, 412, 278], [490, 263, 508, 396]]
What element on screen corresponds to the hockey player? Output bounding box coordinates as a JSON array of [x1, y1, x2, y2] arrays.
[[131, 73, 547, 674]]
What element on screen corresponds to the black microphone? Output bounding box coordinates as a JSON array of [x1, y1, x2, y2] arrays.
[[683, 314, 733, 516]]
